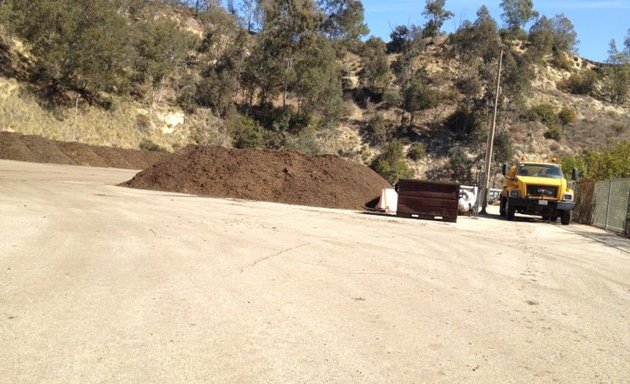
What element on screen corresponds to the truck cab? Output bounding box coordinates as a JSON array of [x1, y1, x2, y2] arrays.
[[500, 161, 577, 225]]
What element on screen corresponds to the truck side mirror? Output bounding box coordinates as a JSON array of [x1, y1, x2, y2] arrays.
[[572, 168, 579, 181], [501, 163, 508, 176]]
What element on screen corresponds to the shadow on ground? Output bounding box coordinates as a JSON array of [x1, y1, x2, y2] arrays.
[[564, 228, 630, 255]]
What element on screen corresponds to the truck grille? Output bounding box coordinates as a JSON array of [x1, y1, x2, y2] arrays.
[[526, 185, 558, 198]]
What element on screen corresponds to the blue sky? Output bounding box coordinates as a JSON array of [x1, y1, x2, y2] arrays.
[[361, 0, 630, 62]]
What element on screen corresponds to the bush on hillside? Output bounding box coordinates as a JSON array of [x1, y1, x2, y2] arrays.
[[448, 147, 473, 184], [407, 143, 426, 161], [544, 125, 563, 141], [558, 107, 577, 126], [525, 103, 561, 129], [362, 114, 391, 147], [370, 140, 414, 184], [445, 107, 486, 143], [226, 116, 265, 149], [560, 70, 597, 95]]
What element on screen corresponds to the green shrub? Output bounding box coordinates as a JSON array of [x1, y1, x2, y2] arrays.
[[562, 70, 597, 95], [370, 140, 414, 184], [448, 147, 473, 183], [558, 107, 577, 126], [544, 126, 563, 141], [526, 103, 561, 129], [407, 143, 426, 161], [445, 107, 486, 143], [382, 88, 402, 108], [583, 141, 630, 181], [561, 156, 587, 180], [363, 114, 391, 146], [259, 106, 310, 135], [226, 116, 265, 149], [284, 130, 322, 156]]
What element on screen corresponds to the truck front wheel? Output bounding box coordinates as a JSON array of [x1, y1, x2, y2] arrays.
[[560, 210, 571, 225], [506, 198, 516, 221]]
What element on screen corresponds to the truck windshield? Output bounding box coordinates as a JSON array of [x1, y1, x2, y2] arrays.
[[517, 164, 564, 179]]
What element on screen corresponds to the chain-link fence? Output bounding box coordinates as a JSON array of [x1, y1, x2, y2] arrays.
[[576, 178, 630, 236]]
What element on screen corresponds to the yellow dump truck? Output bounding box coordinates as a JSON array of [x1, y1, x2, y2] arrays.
[[500, 161, 578, 225]]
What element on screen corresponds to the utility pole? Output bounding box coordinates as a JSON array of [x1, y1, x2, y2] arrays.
[[480, 46, 504, 215]]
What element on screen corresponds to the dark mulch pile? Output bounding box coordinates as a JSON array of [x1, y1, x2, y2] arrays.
[[0, 131, 167, 169], [122, 145, 390, 210]]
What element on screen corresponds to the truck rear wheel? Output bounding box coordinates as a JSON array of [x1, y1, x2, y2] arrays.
[[560, 210, 571, 225]]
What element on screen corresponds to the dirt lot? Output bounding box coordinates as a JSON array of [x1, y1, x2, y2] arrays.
[[1, 159, 629, 383]]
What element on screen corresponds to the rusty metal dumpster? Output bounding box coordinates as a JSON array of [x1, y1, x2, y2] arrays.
[[395, 179, 460, 223]]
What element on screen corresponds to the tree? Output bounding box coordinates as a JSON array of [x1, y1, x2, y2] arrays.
[[291, 33, 343, 128], [563, 69, 597, 95], [195, 7, 250, 114], [387, 25, 412, 54], [133, 17, 195, 106], [421, 0, 454, 38], [238, 0, 262, 33], [602, 40, 630, 105], [401, 68, 439, 124], [244, 0, 323, 106], [4, 0, 131, 101], [528, 16, 554, 53], [450, 5, 500, 63], [500, 0, 538, 33], [493, 49, 533, 108], [529, 14, 578, 54], [243, 0, 342, 130], [358, 37, 390, 96], [318, 0, 368, 42], [190, 0, 222, 14]]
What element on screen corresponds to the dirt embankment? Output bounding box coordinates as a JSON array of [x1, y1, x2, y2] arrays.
[[0, 131, 167, 169], [121, 145, 390, 210]]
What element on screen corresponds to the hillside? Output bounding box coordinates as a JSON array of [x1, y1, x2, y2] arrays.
[[1, 1, 629, 186]]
